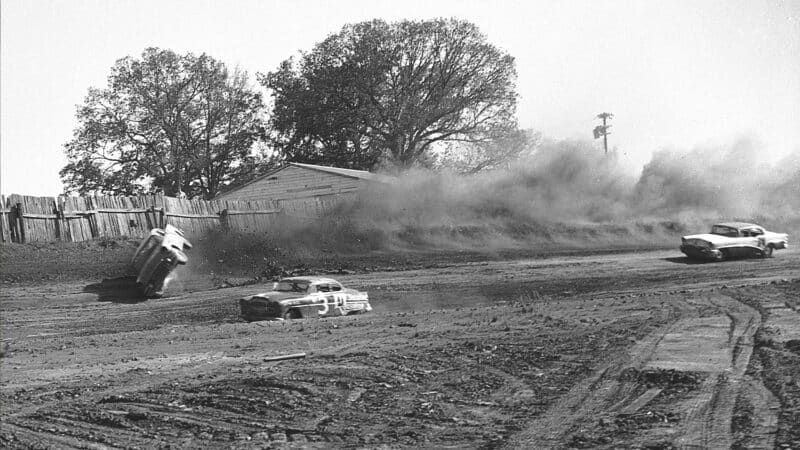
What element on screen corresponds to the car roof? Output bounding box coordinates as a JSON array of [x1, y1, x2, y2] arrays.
[[714, 222, 760, 230], [281, 276, 341, 285]]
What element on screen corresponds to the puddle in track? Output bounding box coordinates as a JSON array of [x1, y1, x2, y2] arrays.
[[508, 293, 778, 449], [645, 315, 733, 373]]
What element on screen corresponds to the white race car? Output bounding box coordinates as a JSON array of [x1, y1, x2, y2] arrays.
[[239, 277, 372, 321], [130, 224, 192, 297], [680, 222, 788, 261]]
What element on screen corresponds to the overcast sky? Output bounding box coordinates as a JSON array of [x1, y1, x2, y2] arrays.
[[2, 0, 799, 196]]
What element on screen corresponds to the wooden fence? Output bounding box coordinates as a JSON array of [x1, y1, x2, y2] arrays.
[[0, 193, 296, 244]]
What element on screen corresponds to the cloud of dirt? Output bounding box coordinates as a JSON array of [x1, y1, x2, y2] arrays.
[[321, 136, 800, 250], [633, 138, 800, 233], [322, 139, 644, 250], [194, 136, 799, 270]]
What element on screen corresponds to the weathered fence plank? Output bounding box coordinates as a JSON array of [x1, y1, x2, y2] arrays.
[[60, 196, 94, 242], [0, 195, 10, 243], [1, 189, 346, 244], [222, 199, 281, 234], [6, 195, 22, 243], [7, 194, 60, 243], [280, 195, 343, 220], [162, 196, 223, 238], [57, 195, 162, 242]]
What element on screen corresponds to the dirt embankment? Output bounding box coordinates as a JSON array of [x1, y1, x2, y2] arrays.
[[1, 241, 799, 448]]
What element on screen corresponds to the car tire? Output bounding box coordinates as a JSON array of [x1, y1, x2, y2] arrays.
[[763, 245, 774, 258], [283, 309, 301, 320]]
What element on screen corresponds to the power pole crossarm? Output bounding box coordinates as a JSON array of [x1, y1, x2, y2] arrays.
[[594, 112, 613, 154]]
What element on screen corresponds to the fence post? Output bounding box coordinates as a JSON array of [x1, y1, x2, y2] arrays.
[[148, 205, 156, 229], [53, 204, 62, 241], [154, 193, 166, 228], [0, 195, 6, 243], [219, 208, 229, 233], [15, 202, 25, 243], [8, 202, 17, 243], [87, 196, 98, 238]]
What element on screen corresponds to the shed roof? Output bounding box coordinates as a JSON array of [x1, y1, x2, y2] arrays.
[[215, 162, 390, 199], [289, 163, 384, 181]]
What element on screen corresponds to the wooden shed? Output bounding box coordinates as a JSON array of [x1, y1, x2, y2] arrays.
[[215, 163, 388, 219]]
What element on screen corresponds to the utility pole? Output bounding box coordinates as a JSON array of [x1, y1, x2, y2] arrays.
[[593, 112, 613, 154]]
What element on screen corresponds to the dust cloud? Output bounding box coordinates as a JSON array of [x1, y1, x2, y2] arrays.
[[320, 137, 800, 251], [634, 138, 800, 230], [199, 137, 799, 261]]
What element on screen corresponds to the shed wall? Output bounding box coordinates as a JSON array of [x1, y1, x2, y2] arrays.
[[216, 166, 364, 202]]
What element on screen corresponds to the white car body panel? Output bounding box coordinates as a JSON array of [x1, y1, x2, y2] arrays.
[[680, 222, 788, 261], [239, 276, 372, 321]]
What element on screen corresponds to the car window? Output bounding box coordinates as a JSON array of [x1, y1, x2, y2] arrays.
[[317, 284, 330, 293], [711, 226, 738, 237], [331, 283, 342, 292], [741, 228, 763, 237], [275, 281, 309, 293]]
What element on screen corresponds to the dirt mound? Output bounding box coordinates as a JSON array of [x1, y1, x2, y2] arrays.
[[0, 239, 137, 284]]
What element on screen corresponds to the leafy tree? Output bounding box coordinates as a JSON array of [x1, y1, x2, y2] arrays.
[[61, 48, 266, 199], [262, 18, 519, 171], [432, 129, 541, 173]]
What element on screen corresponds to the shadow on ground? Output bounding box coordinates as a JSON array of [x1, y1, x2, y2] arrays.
[[662, 257, 709, 265], [84, 276, 145, 303], [663, 256, 772, 265]]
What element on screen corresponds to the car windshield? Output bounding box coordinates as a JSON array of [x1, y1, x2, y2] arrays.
[[275, 281, 309, 293], [710, 225, 739, 237]]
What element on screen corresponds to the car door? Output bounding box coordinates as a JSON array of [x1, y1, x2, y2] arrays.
[[748, 228, 768, 256], [730, 229, 756, 257], [329, 283, 349, 313], [312, 283, 344, 316], [313, 283, 332, 315]]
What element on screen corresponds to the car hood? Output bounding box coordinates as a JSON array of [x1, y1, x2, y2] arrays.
[[682, 233, 741, 245]]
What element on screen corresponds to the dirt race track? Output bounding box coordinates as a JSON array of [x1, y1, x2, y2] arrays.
[[1, 244, 799, 449]]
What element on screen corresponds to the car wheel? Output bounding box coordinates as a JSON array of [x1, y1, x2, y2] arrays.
[[763, 245, 774, 258], [142, 260, 171, 297], [715, 250, 727, 262], [283, 309, 301, 320], [142, 283, 155, 297]]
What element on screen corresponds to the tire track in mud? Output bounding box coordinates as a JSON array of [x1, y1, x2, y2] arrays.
[[508, 292, 777, 449], [2, 249, 797, 448], [667, 295, 762, 449], [506, 296, 701, 448]]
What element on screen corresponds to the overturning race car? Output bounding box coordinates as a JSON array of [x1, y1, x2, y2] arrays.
[[680, 222, 788, 261], [239, 276, 372, 321], [131, 225, 192, 297]]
